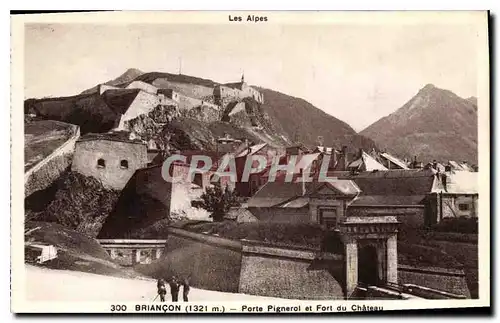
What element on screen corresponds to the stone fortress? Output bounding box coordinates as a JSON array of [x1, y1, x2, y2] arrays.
[[68, 73, 265, 191], [99, 73, 263, 125]]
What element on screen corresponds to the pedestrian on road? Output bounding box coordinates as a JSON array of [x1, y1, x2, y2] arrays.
[[181, 277, 190, 302], [169, 276, 180, 302], [157, 278, 167, 302]]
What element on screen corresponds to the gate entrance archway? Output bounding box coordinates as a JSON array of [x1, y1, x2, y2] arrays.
[[339, 215, 399, 298], [358, 245, 379, 286]]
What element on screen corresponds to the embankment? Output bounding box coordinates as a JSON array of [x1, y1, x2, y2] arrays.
[[25, 124, 80, 197], [136, 227, 242, 293], [136, 227, 345, 299], [239, 239, 344, 300]]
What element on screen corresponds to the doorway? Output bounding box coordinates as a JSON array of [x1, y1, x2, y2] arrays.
[[358, 245, 379, 286]]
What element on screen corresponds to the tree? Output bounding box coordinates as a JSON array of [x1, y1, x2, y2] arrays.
[[198, 182, 240, 222]]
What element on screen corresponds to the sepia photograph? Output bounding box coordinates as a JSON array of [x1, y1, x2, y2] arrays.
[[11, 10, 490, 313]]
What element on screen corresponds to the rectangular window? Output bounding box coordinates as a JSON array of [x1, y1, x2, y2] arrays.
[[458, 203, 470, 211], [319, 208, 338, 230]]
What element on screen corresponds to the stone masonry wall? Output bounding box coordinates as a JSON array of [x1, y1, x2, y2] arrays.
[[71, 140, 147, 190]]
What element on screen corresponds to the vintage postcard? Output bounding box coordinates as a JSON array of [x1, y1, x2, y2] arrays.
[[11, 11, 490, 313]]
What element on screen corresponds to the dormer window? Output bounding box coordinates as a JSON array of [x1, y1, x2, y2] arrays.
[[120, 160, 129, 169], [97, 158, 105, 168]]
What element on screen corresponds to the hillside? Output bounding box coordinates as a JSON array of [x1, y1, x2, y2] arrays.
[[361, 84, 478, 164], [81, 68, 144, 95], [256, 87, 377, 152], [26, 69, 377, 152]]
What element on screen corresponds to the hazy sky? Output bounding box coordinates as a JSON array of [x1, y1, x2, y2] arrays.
[[24, 22, 481, 131]]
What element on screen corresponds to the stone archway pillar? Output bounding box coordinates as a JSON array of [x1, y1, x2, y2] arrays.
[[376, 241, 387, 283], [155, 248, 162, 260], [109, 248, 117, 259], [344, 236, 358, 297], [132, 249, 141, 265], [339, 214, 400, 298], [386, 234, 398, 284]]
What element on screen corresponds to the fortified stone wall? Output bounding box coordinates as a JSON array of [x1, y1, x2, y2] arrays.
[[71, 140, 147, 190], [152, 78, 214, 99], [398, 264, 471, 298], [141, 227, 344, 299], [348, 207, 425, 228], [146, 227, 243, 292], [214, 84, 264, 108], [239, 240, 344, 299], [118, 91, 161, 125], [25, 125, 80, 197], [99, 84, 121, 94], [126, 81, 158, 94], [177, 93, 219, 112]]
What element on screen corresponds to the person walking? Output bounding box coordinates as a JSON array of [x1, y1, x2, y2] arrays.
[[169, 276, 180, 302], [157, 278, 167, 302], [181, 277, 190, 302]]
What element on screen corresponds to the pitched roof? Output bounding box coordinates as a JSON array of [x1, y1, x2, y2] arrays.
[[341, 169, 435, 196], [380, 152, 409, 170], [236, 143, 267, 158], [443, 171, 478, 194], [448, 160, 467, 171], [348, 151, 388, 171], [247, 179, 359, 208]]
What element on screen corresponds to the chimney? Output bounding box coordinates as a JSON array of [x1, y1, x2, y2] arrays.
[[441, 173, 448, 191], [302, 174, 306, 196], [331, 146, 338, 169], [358, 148, 364, 159], [342, 145, 348, 171]]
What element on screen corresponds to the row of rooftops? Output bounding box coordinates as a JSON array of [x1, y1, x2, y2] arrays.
[[77, 130, 477, 174], [246, 167, 478, 209]]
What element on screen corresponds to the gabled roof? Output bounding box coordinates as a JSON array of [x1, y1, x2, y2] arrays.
[[459, 163, 474, 172], [236, 143, 267, 158], [380, 152, 409, 170], [342, 169, 435, 196], [448, 160, 468, 171], [348, 151, 388, 171], [247, 179, 359, 208], [442, 171, 478, 194]]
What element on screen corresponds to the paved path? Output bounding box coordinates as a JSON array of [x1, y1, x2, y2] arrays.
[[25, 265, 284, 302]]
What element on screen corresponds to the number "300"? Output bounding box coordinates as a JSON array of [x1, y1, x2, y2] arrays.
[[111, 305, 127, 312]]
